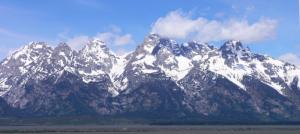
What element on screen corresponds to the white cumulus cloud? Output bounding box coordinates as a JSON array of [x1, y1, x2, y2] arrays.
[[279, 53, 300, 66], [114, 34, 134, 46], [95, 32, 134, 47], [66, 35, 90, 50], [64, 26, 134, 51], [151, 10, 277, 43]]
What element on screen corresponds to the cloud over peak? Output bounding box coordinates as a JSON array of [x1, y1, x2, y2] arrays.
[[151, 10, 277, 43], [62, 26, 134, 53], [279, 53, 300, 66]]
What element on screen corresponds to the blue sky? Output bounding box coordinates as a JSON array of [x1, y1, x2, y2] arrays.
[[0, 0, 300, 64]]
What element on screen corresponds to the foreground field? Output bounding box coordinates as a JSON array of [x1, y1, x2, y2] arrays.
[[0, 125, 299, 134]]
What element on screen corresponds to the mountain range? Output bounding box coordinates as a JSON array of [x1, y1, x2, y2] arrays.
[[1, 34, 300, 124]]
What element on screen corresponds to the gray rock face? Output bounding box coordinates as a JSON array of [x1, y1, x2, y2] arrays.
[[0, 34, 300, 123]]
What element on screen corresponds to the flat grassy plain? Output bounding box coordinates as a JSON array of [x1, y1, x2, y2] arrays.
[[0, 125, 299, 134]]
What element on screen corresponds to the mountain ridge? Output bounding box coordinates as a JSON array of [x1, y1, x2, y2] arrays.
[[0, 34, 300, 123]]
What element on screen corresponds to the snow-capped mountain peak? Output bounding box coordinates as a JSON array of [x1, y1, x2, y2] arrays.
[[221, 40, 243, 50], [219, 40, 252, 65], [91, 38, 105, 45], [136, 34, 161, 54], [11, 42, 51, 60], [81, 39, 111, 57]]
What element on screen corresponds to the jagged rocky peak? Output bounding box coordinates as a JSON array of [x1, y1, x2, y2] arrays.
[[145, 33, 161, 43], [54, 42, 72, 51], [182, 41, 211, 50], [79, 38, 114, 58], [76, 38, 117, 80], [27, 41, 50, 49], [220, 40, 251, 54], [219, 40, 252, 63], [86, 38, 107, 50], [220, 40, 244, 50], [53, 43, 75, 57], [50, 43, 77, 69], [181, 41, 215, 57], [1, 42, 52, 67], [138, 34, 216, 57], [87, 38, 106, 48], [13, 41, 52, 58], [136, 34, 162, 54], [151, 38, 181, 56], [137, 34, 183, 56]]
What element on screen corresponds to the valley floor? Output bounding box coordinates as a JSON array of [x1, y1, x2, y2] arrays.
[[0, 125, 299, 134]]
